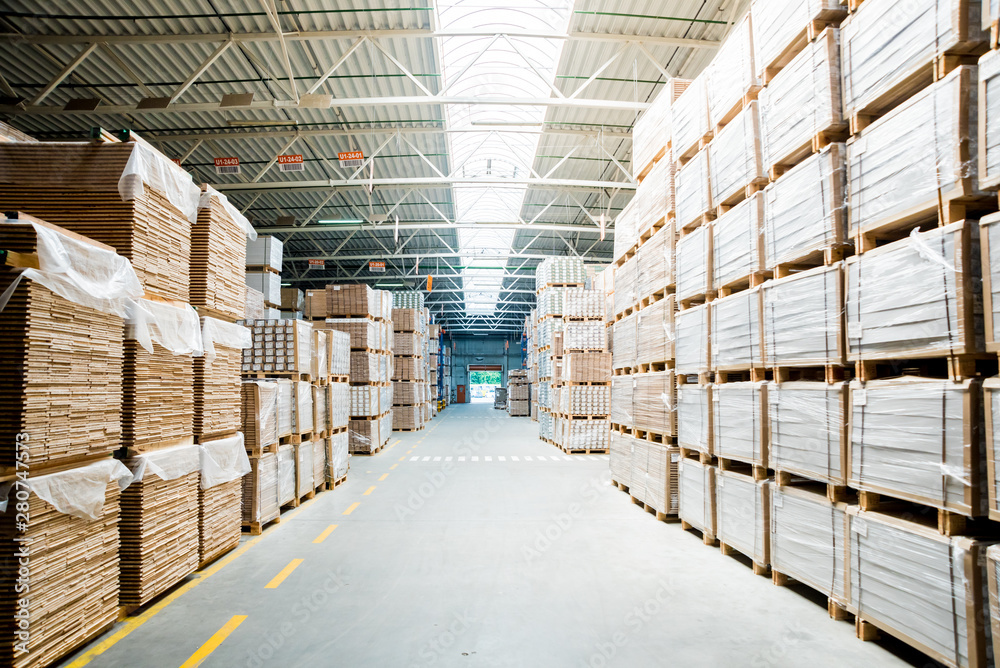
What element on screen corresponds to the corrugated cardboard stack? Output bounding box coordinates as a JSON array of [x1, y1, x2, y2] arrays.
[[507, 370, 530, 416], [392, 305, 427, 430], [245, 235, 282, 316]]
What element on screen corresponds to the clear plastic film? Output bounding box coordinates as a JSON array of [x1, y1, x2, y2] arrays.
[[675, 149, 712, 231], [636, 296, 675, 366], [200, 316, 251, 364], [242, 380, 279, 448], [244, 286, 265, 320], [563, 384, 610, 415], [633, 370, 676, 436], [848, 508, 989, 668], [4, 459, 133, 521], [313, 436, 326, 483], [613, 256, 638, 317], [313, 385, 328, 434], [715, 470, 769, 565], [534, 256, 588, 290], [563, 288, 603, 319], [675, 303, 711, 375], [351, 351, 382, 383], [198, 185, 256, 240], [849, 377, 980, 514], [633, 83, 674, 176], [678, 457, 716, 536], [711, 287, 763, 369], [770, 485, 849, 602], [646, 443, 680, 515], [706, 13, 758, 128], [0, 220, 143, 317], [277, 379, 293, 438], [637, 223, 673, 300], [324, 318, 379, 352], [314, 330, 328, 379], [246, 271, 280, 306], [613, 200, 637, 262], [610, 375, 634, 427], [841, 0, 984, 117], [243, 451, 279, 524], [293, 381, 313, 433], [118, 136, 201, 223], [759, 27, 842, 171], [349, 385, 381, 417], [612, 313, 637, 370], [847, 66, 979, 237], [327, 431, 349, 481], [565, 420, 610, 450], [713, 381, 767, 466], [246, 236, 283, 272], [349, 417, 379, 454], [768, 380, 848, 485], [845, 222, 980, 360], [713, 193, 764, 290], [539, 380, 551, 409], [538, 287, 568, 319], [296, 441, 314, 496], [562, 352, 611, 383], [610, 430, 634, 487], [981, 50, 1000, 189], [763, 143, 846, 268], [763, 263, 843, 366], [671, 72, 710, 159], [677, 383, 712, 454], [629, 437, 650, 503], [676, 223, 712, 302], [277, 444, 295, 505], [709, 101, 765, 207], [392, 290, 425, 309], [126, 442, 201, 483], [126, 297, 203, 356], [200, 432, 251, 490], [750, 0, 845, 81], [634, 157, 675, 239], [393, 331, 420, 356], [565, 320, 605, 351]]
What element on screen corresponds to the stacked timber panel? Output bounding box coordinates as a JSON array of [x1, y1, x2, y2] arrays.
[[507, 370, 531, 417], [392, 302, 427, 431]]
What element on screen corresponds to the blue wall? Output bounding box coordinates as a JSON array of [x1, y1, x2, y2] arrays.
[[445, 335, 523, 402]]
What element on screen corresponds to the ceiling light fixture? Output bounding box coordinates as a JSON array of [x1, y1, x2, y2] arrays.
[[317, 219, 364, 224]]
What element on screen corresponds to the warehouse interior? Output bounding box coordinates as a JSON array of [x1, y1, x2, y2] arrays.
[[3, 0, 1000, 667]]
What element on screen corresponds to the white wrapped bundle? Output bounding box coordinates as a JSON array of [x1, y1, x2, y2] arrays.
[[646, 444, 680, 515], [564, 385, 610, 415], [675, 149, 712, 231], [277, 444, 295, 506], [675, 303, 711, 375], [847, 66, 979, 238], [678, 457, 716, 538], [670, 73, 710, 160], [565, 320, 605, 351], [535, 256, 587, 290], [634, 157, 674, 238], [706, 14, 761, 128], [610, 430, 633, 487], [630, 437, 649, 502], [770, 485, 849, 603], [711, 287, 763, 370], [676, 224, 712, 302], [841, 0, 985, 118], [715, 471, 769, 567], [565, 420, 610, 450], [713, 381, 768, 467], [276, 378, 293, 438], [767, 381, 848, 486], [845, 221, 982, 361], [762, 143, 846, 268], [713, 192, 765, 290], [613, 255, 638, 317], [763, 264, 843, 367], [329, 382, 348, 429], [563, 288, 603, 319], [677, 383, 712, 454], [980, 50, 1000, 190], [635, 296, 674, 365], [610, 375, 634, 427], [633, 370, 675, 436], [613, 199, 638, 262], [984, 377, 1000, 519], [987, 0, 999, 30], [633, 85, 672, 178], [708, 101, 765, 208], [750, 0, 846, 82], [759, 27, 843, 171], [293, 380, 312, 434], [637, 223, 673, 301], [849, 377, 982, 515], [349, 385, 381, 417], [612, 313, 637, 370], [848, 510, 992, 668]]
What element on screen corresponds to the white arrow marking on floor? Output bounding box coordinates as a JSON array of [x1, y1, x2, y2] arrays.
[[422, 456, 431, 461], [524, 456, 532, 461], [498, 456, 506, 461], [433, 456, 441, 461], [458, 456, 466, 461], [445, 456, 453, 461], [410, 457, 419, 461], [485, 456, 493, 462], [472, 456, 479, 461], [511, 456, 519, 461], [550, 456, 560, 461]]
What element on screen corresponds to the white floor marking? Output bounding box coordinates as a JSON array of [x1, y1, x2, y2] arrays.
[[433, 456, 441, 461], [498, 456, 506, 461], [458, 456, 466, 461], [410, 457, 419, 461], [485, 456, 493, 462], [563, 455, 573, 460], [511, 456, 519, 461], [550, 456, 560, 461], [445, 456, 453, 461], [524, 456, 532, 461], [472, 456, 479, 461], [422, 456, 431, 461]]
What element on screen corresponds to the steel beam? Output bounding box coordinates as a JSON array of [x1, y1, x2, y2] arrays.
[[213, 176, 635, 193]]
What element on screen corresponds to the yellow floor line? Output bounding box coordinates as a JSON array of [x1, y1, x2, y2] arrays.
[[313, 524, 338, 544], [265, 559, 303, 589], [363, 486, 376, 496], [378, 473, 388, 481], [390, 463, 399, 470], [343, 502, 360, 515], [398, 456, 405, 461], [177, 615, 247, 668]]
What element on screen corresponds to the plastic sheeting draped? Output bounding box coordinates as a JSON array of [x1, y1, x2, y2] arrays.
[[200, 317, 252, 364], [198, 185, 257, 240], [200, 432, 252, 490], [126, 297, 204, 356], [0, 459, 133, 521], [118, 137, 201, 223]]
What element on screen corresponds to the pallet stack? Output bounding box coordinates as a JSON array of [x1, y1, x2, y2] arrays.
[[245, 235, 282, 318], [429, 323, 442, 414], [324, 329, 351, 488], [507, 370, 530, 416], [392, 298, 428, 431]]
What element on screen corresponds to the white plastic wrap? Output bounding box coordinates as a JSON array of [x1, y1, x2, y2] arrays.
[[762, 143, 846, 268], [845, 222, 981, 361], [200, 432, 252, 490], [278, 444, 295, 505], [979, 50, 1000, 189], [126, 297, 204, 356], [713, 381, 767, 467], [841, 0, 985, 117], [647, 443, 680, 515], [768, 381, 848, 485], [564, 420, 610, 450], [327, 431, 349, 481], [678, 457, 716, 537], [246, 271, 281, 306], [242, 380, 279, 449], [708, 101, 765, 207], [716, 471, 769, 566], [670, 73, 710, 159], [675, 304, 711, 375], [200, 317, 251, 364], [613, 199, 638, 262], [350, 385, 382, 417], [750, 0, 845, 81], [535, 256, 587, 290], [562, 384, 610, 415], [198, 185, 256, 239], [712, 192, 764, 290], [563, 288, 603, 319], [293, 380, 313, 434], [277, 379, 293, 438], [0, 219, 143, 317], [118, 136, 201, 223], [676, 224, 712, 302], [847, 66, 979, 237], [633, 370, 675, 437], [565, 320, 605, 351], [243, 451, 279, 524], [635, 296, 674, 366], [126, 442, 201, 483], [770, 485, 848, 603], [763, 263, 843, 366], [675, 149, 712, 231], [246, 236, 283, 272], [849, 377, 981, 515], [610, 430, 633, 487], [19, 459, 132, 521], [634, 157, 675, 237], [706, 14, 760, 128], [296, 441, 314, 496], [613, 255, 638, 316], [612, 313, 637, 370], [633, 83, 673, 177], [610, 375, 634, 428], [637, 223, 673, 300], [329, 382, 349, 429], [630, 437, 649, 502], [677, 383, 712, 454], [711, 287, 763, 370]]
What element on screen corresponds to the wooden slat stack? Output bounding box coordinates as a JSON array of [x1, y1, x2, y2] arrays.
[[191, 186, 247, 321], [199, 478, 242, 567], [194, 318, 246, 443], [123, 337, 194, 452]]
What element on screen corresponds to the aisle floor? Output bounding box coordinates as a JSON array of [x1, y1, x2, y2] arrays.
[[64, 403, 918, 668]]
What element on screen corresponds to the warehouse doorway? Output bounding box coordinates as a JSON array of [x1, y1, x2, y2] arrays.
[[468, 365, 503, 404]]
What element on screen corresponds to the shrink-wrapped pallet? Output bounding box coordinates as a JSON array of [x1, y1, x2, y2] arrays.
[[763, 263, 844, 367], [848, 509, 993, 668], [635, 296, 674, 365], [647, 444, 681, 515], [349, 417, 382, 454], [751, 0, 846, 81], [633, 85, 672, 179], [392, 331, 421, 356], [564, 288, 604, 319], [610, 375, 634, 428], [246, 235, 282, 272], [350, 351, 383, 383], [326, 283, 378, 318], [535, 256, 588, 290], [713, 381, 768, 467], [983, 210, 1000, 352], [716, 470, 770, 567], [394, 355, 424, 381], [613, 255, 638, 316], [613, 199, 638, 262], [768, 381, 848, 486], [677, 383, 712, 454], [675, 149, 712, 231], [678, 458, 716, 538], [313, 330, 328, 380], [564, 420, 610, 450], [671, 74, 710, 161], [847, 66, 980, 239], [845, 221, 982, 361], [538, 287, 569, 319], [979, 50, 1000, 189], [985, 377, 1000, 519], [708, 101, 765, 208], [320, 318, 380, 351], [392, 308, 421, 333], [304, 289, 326, 319], [565, 320, 606, 351], [633, 371, 676, 436], [759, 28, 844, 171], [295, 440, 313, 497], [277, 443, 295, 506], [293, 380, 313, 434], [630, 437, 650, 502], [675, 304, 711, 375], [276, 379, 293, 438], [711, 288, 763, 370], [244, 286, 265, 320], [841, 0, 985, 118], [610, 430, 633, 487], [562, 384, 610, 415], [313, 436, 326, 485], [634, 158, 674, 241], [769, 485, 849, 603], [241, 380, 278, 453], [612, 313, 637, 370], [563, 352, 611, 383], [706, 14, 761, 129], [637, 223, 673, 301], [242, 451, 278, 525], [849, 377, 983, 516], [246, 271, 280, 306], [394, 405, 423, 430], [712, 192, 765, 291], [763, 143, 846, 268], [240, 318, 313, 374], [392, 291, 425, 309], [676, 224, 712, 302], [198, 433, 250, 565], [313, 384, 328, 434], [326, 430, 349, 482]]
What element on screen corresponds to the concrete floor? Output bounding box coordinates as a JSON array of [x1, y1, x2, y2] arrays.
[[62, 403, 924, 668]]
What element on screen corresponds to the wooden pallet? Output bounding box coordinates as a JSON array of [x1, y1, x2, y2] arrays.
[[857, 490, 971, 536], [678, 291, 716, 311], [561, 447, 610, 455], [718, 457, 769, 482], [775, 470, 848, 504], [393, 426, 425, 432], [715, 179, 768, 218], [680, 519, 717, 545], [243, 371, 313, 382], [719, 541, 769, 576], [612, 479, 630, 494], [536, 281, 586, 295], [772, 365, 845, 384], [852, 354, 989, 383], [679, 447, 714, 465], [636, 360, 673, 373], [631, 427, 675, 445], [631, 494, 679, 523], [637, 288, 671, 310], [770, 245, 845, 279], [241, 515, 281, 536], [768, 130, 848, 183], [279, 431, 313, 446], [715, 271, 767, 298], [761, 14, 847, 84], [678, 210, 715, 235], [713, 86, 764, 137], [771, 570, 854, 621], [350, 443, 384, 456], [327, 474, 348, 489], [714, 367, 767, 384]]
